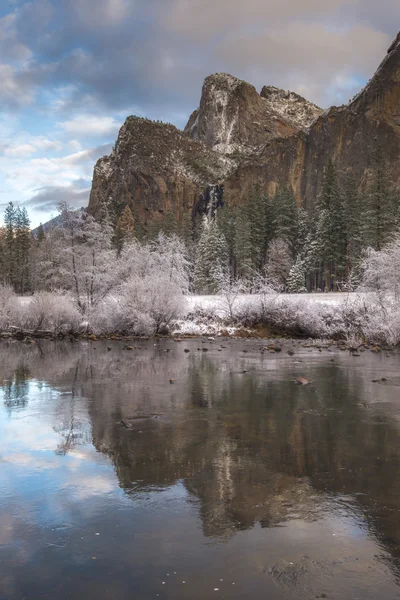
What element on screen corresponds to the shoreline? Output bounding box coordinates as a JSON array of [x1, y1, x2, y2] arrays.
[[0, 329, 393, 355]]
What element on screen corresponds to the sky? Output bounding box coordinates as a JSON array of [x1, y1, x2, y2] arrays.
[[0, 0, 399, 227]]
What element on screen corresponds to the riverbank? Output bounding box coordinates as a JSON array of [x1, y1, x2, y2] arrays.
[[1, 290, 399, 347]]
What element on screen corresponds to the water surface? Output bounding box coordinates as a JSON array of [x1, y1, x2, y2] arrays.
[[1, 339, 400, 599]]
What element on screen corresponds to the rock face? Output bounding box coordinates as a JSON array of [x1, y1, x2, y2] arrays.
[[89, 116, 238, 220], [88, 32, 400, 221], [222, 32, 400, 207], [184, 73, 322, 155], [260, 86, 323, 131]]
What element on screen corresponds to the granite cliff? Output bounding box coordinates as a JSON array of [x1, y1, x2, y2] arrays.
[[88, 32, 400, 222]]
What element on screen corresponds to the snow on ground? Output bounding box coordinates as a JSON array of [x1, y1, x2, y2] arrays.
[[185, 292, 359, 316]]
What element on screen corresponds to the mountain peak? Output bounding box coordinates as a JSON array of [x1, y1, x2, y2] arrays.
[[184, 73, 322, 155], [260, 85, 322, 130], [387, 31, 400, 54]]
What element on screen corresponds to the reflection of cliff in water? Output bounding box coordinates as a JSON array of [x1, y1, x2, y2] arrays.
[[2, 340, 400, 562]]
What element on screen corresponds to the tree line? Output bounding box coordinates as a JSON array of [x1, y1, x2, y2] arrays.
[[0, 148, 398, 296], [194, 149, 399, 293]]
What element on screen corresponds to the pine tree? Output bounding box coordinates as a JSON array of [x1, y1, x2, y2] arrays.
[[0, 228, 6, 285], [4, 202, 16, 289], [316, 159, 346, 291], [363, 147, 396, 251], [287, 257, 307, 293], [296, 208, 310, 257], [218, 204, 237, 278], [234, 207, 253, 280], [37, 223, 45, 243], [14, 207, 31, 294], [194, 216, 229, 293], [147, 213, 163, 241], [180, 209, 193, 247], [115, 205, 135, 253], [163, 211, 178, 236], [273, 185, 299, 253], [266, 238, 293, 290], [343, 172, 362, 287], [247, 185, 274, 271]]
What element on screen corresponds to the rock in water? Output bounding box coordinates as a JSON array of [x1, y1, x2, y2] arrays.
[[295, 377, 312, 385]]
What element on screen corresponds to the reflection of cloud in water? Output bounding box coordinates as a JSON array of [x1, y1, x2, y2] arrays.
[[1, 340, 400, 598]]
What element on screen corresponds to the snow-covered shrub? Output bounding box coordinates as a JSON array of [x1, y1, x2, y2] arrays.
[[360, 300, 400, 347], [233, 295, 370, 340], [360, 239, 400, 301], [13, 292, 82, 333], [120, 275, 186, 334], [88, 235, 189, 335], [216, 273, 248, 320], [356, 234, 400, 345], [90, 281, 186, 336], [88, 297, 129, 335], [0, 284, 18, 330]]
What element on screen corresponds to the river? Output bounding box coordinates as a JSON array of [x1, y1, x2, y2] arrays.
[[1, 338, 400, 599]]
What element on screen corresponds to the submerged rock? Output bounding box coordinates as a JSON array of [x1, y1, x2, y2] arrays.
[[295, 377, 312, 385]]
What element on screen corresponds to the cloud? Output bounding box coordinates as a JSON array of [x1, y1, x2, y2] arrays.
[[58, 143, 113, 166], [0, 136, 63, 157], [211, 23, 390, 106], [1, 0, 400, 223], [25, 182, 90, 213], [0, 12, 32, 63], [2, 0, 400, 115], [4, 143, 36, 157], [0, 63, 35, 107], [0, 140, 112, 225], [66, 0, 131, 29], [58, 115, 121, 137], [165, 0, 355, 41]]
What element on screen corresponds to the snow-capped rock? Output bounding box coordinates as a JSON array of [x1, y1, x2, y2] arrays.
[[184, 73, 322, 156]]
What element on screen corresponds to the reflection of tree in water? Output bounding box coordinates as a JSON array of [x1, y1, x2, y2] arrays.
[[3, 340, 400, 573], [53, 360, 92, 455], [3, 364, 31, 411], [88, 351, 400, 573]]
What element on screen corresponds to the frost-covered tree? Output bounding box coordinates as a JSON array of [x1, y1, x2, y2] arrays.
[[150, 233, 191, 293], [97, 233, 190, 334], [234, 207, 253, 280], [360, 233, 400, 301], [194, 216, 229, 293], [30, 225, 65, 292], [216, 269, 247, 320], [265, 238, 293, 290], [287, 257, 307, 293], [78, 215, 116, 308], [41, 203, 117, 310], [218, 204, 237, 278], [37, 223, 45, 243], [115, 205, 135, 253]]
